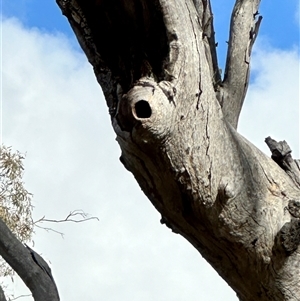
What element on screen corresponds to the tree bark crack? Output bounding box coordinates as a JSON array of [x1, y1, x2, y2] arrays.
[[221, 0, 261, 129], [55, 1, 300, 299], [185, 2, 203, 109]]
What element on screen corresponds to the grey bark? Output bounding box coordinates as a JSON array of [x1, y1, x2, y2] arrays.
[[0, 285, 7, 301], [265, 136, 300, 189], [56, 0, 300, 300], [220, 0, 262, 128], [0, 218, 59, 301]]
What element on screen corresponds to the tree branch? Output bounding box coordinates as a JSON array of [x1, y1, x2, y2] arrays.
[[0, 218, 59, 301], [265, 136, 300, 188], [33, 210, 99, 237], [192, 0, 221, 90], [220, 0, 262, 129], [34, 210, 99, 225], [10, 294, 32, 300]]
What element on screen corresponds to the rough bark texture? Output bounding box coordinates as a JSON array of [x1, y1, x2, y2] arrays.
[[56, 1, 300, 300], [265, 137, 300, 189], [0, 218, 60, 301]]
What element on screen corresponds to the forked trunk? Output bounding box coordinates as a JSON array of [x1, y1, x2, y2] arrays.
[[56, 1, 300, 299]]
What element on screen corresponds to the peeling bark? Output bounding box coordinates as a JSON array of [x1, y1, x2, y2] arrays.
[[56, 0, 300, 300]]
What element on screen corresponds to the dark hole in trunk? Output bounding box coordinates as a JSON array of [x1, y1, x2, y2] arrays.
[[135, 100, 152, 118]]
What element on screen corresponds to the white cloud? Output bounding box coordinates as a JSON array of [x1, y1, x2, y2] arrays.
[[239, 42, 300, 158], [2, 18, 237, 301]]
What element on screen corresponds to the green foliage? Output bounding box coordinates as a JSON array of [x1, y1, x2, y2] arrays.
[[0, 146, 33, 277]]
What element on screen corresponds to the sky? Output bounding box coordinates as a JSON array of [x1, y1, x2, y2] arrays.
[[0, 1, 299, 300]]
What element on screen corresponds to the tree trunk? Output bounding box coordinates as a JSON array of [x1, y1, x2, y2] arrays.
[[56, 0, 300, 300]]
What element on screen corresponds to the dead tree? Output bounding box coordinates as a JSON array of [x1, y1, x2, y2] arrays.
[[55, 1, 300, 300]]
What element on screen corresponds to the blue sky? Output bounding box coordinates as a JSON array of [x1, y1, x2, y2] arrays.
[[2, 0, 299, 68], [2, 0, 72, 35], [213, 0, 299, 66], [1, 1, 299, 301]]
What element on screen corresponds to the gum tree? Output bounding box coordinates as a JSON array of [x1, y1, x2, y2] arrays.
[[0, 146, 59, 301], [54, 1, 300, 300], [0, 147, 96, 300]]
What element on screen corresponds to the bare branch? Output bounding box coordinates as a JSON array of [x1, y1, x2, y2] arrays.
[[265, 136, 300, 188], [193, 0, 221, 89], [10, 294, 32, 300], [34, 224, 65, 237], [34, 210, 99, 237], [0, 217, 59, 301], [220, 0, 262, 129], [34, 210, 99, 224]]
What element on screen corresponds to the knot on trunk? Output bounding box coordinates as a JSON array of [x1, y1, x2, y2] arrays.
[[287, 199, 300, 219], [115, 78, 175, 143], [278, 219, 300, 254], [273, 200, 300, 255]]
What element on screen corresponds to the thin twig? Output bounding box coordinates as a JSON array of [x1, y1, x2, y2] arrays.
[[10, 294, 32, 300], [33, 210, 99, 237], [34, 210, 99, 224], [34, 224, 65, 238]]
